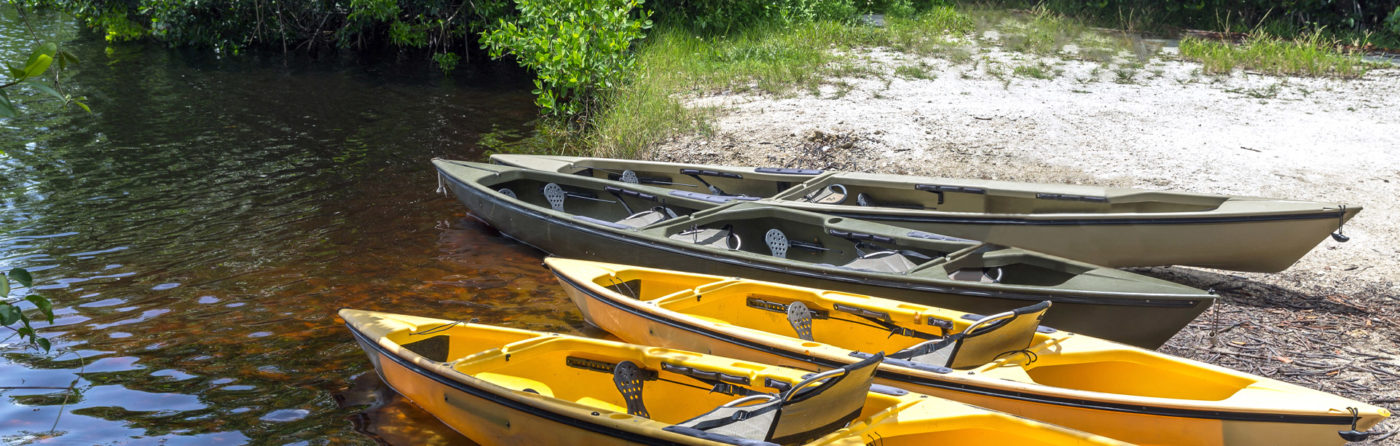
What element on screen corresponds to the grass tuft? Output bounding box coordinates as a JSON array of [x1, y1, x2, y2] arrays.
[[1012, 61, 1055, 79], [895, 62, 937, 79], [1179, 31, 1373, 78], [588, 7, 977, 157]]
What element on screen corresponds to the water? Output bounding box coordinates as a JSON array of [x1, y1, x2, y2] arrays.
[[1, 9, 577, 444]]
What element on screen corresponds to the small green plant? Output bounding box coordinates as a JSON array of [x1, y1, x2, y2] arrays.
[[1113, 66, 1136, 83], [1012, 62, 1054, 79], [482, 0, 653, 121], [2, 268, 54, 352], [894, 62, 936, 79], [1179, 31, 1371, 78]]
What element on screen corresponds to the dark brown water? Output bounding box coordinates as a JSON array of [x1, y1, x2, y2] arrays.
[[1, 10, 578, 444]]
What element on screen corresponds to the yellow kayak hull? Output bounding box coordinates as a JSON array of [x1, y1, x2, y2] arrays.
[[546, 257, 1389, 446], [341, 308, 1127, 445]]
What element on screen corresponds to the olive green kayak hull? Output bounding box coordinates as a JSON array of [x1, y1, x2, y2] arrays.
[[490, 154, 1360, 273], [434, 159, 1212, 348]]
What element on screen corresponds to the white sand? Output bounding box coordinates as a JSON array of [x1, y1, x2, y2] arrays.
[[648, 43, 1400, 437]]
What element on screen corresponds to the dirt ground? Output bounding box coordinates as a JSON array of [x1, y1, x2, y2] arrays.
[[646, 42, 1400, 441]]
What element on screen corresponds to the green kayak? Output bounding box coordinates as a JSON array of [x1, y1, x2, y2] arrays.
[[490, 154, 1359, 273], [434, 159, 1212, 348]]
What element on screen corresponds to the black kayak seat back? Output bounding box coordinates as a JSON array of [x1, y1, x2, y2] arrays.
[[613, 360, 652, 418], [666, 353, 883, 445], [891, 301, 1050, 370]]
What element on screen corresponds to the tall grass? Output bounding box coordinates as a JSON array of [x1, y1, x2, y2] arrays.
[[588, 7, 977, 157], [1179, 31, 1373, 78]]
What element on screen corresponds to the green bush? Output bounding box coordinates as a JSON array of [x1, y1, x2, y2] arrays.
[[36, 0, 513, 69], [1387, 7, 1400, 37], [482, 0, 653, 121], [651, 0, 861, 33]]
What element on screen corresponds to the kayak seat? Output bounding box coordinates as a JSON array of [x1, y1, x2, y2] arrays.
[[950, 267, 1004, 283], [803, 184, 848, 204], [840, 251, 918, 274], [620, 170, 640, 184], [890, 301, 1050, 370], [474, 372, 556, 398], [666, 353, 883, 445], [615, 207, 675, 228], [670, 227, 741, 250], [765, 229, 789, 258]]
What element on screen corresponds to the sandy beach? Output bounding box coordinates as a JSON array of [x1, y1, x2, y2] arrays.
[[646, 39, 1400, 440]]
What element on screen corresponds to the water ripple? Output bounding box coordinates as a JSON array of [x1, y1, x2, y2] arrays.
[[1, 8, 539, 444]]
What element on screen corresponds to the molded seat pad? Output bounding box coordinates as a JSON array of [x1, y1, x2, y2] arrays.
[[842, 251, 918, 273], [615, 209, 669, 228], [670, 228, 740, 249]]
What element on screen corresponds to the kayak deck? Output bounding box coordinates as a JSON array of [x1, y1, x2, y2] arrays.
[[344, 309, 1130, 445], [489, 155, 1359, 272]]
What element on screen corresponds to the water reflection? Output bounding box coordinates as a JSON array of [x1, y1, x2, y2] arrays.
[[1, 8, 563, 444]]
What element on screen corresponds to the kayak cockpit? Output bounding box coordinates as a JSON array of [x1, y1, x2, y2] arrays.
[[481, 173, 711, 229], [645, 205, 1099, 288], [551, 159, 820, 198], [592, 268, 726, 301], [375, 318, 927, 441], [773, 175, 1228, 215], [1014, 349, 1256, 401], [637, 281, 1257, 402]]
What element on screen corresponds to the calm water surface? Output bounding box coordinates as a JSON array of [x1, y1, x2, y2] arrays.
[[1, 10, 578, 444]]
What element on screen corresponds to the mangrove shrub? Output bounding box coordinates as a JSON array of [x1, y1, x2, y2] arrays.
[[481, 0, 652, 120]]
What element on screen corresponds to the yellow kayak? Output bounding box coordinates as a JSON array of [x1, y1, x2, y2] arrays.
[[545, 258, 1390, 446], [341, 308, 1129, 445]]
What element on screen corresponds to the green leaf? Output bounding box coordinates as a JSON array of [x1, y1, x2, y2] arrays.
[[24, 80, 65, 102], [36, 42, 58, 57], [10, 268, 33, 287], [23, 53, 53, 79], [36, 337, 50, 351], [0, 272, 8, 296], [0, 304, 20, 326], [57, 50, 79, 70], [75, 100, 91, 113], [26, 295, 53, 323]]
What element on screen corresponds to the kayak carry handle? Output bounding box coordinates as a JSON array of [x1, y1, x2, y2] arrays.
[[1331, 205, 1350, 242], [1338, 407, 1379, 441]]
